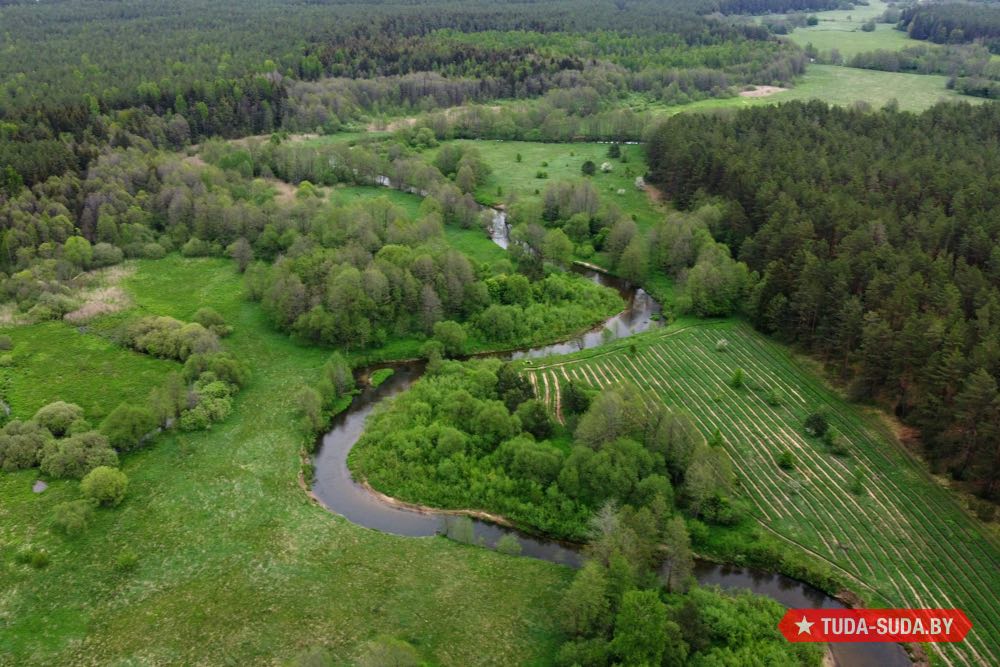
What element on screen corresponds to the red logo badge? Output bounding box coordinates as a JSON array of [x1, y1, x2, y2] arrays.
[[778, 609, 972, 643]]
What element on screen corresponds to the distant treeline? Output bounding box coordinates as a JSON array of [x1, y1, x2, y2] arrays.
[[0, 0, 812, 193], [646, 101, 1000, 499], [899, 3, 1000, 54], [711, 0, 848, 14]]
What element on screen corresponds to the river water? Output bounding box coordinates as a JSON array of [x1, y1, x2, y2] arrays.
[[311, 208, 910, 667]]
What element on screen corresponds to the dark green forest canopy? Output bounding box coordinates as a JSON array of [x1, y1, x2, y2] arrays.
[[0, 0, 804, 111], [646, 100, 1000, 498], [899, 2, 1000, 54], [0, 0, 821, 189]]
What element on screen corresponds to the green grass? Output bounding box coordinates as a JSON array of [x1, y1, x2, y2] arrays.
[[326, 185, 423, 218], [670, 65, 981, 114], [789, 23, 914, 59], [369, 368, 394, 388], [0, 319, 175, 421], [443, 226, 509, 266], [779, 0, 925, 58], [0, 256, 572, 666], [448, 140, 664, 233], [760, 0, 888, 28], [290, 130, 378, 146], [523, 320, 1000, 667]]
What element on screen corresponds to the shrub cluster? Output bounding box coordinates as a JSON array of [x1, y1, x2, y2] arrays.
[[125, 316, 220, 361]]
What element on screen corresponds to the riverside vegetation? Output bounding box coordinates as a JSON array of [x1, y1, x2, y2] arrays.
[[2, 0, 999, 665]]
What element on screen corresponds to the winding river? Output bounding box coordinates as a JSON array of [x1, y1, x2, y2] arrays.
[[312, 209, 911, 667]]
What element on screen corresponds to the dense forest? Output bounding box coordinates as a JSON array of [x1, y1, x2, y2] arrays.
[[899, 2, 1000, 54], [351, 361, 739, 539], [647, 100, 1000, 499], [0, 0, 821, 193]]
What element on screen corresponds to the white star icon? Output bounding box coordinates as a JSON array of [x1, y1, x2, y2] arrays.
[[795, 616, 815, 635]]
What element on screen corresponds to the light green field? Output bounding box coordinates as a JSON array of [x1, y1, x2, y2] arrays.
[[778, 0, 916, 58], [450, 141, 661, 231], [675, 65, 980, 113], [789, 23, 913, 58], [0, 318, 175, 422], [0, 256, 572, 666], [523, 320, 1000, 667], [327, 184, 422, 216]]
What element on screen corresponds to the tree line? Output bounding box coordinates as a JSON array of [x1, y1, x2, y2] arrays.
[[898, 3, 1000, 54], [647, 100, 1000, 499], [1, 0, 811, 193]]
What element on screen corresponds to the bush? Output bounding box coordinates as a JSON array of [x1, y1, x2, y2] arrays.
[[193, 307, 232, 337], [27, 303, 57, 322], [0, 420, 53, 471], [52, 499, 96, 536], [139, 243, 166, 259], [181, 237, 215, 257], [114, 548, 139, 572], [777, 450, 795, 470], [40, 430, 118, 479], [15, 546, 50, 569], [823, 427, 849, 456], [850, 468, 865, 496], [183, 352, 250, 387], [33, 401, 85, 437], [126, 316, 219, 361], [81, 466, 129, 506], [100, 403, 156, 452], [581, 160, 596, 176], [715, 338, 729, 352], [0, 335, 12, 351], [179, 394, 232, 430], [766, 387, 783, 407], [804, 411, 829, 437], [729, 368, 744, 389], [91, 242, 124, 267], [432, 320, 467, 357], [972, 499, 996, 523]]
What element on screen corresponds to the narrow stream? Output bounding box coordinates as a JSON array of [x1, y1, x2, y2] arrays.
[[311, 207, 911, 667]]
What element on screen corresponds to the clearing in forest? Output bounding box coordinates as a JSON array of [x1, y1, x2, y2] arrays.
[[523, 320, 1000, 667]]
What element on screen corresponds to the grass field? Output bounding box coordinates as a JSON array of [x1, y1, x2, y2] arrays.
[[0, 319, 175, 422], [778, 0, 930, 58], [0, 256, 572, 666], [449, 140, 664, 231], [522, 320, 1000, 667], [673, 65, 979, 114], [789, 23, 913, 58]]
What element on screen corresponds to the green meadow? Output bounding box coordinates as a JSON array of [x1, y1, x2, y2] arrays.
[[0, 256, 573, 666]]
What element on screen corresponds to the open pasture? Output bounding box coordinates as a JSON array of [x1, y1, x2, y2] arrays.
[[523, 320, 1000, 667]]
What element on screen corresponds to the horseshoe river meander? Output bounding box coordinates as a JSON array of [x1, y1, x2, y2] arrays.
[[311, 208, 911, 667]]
